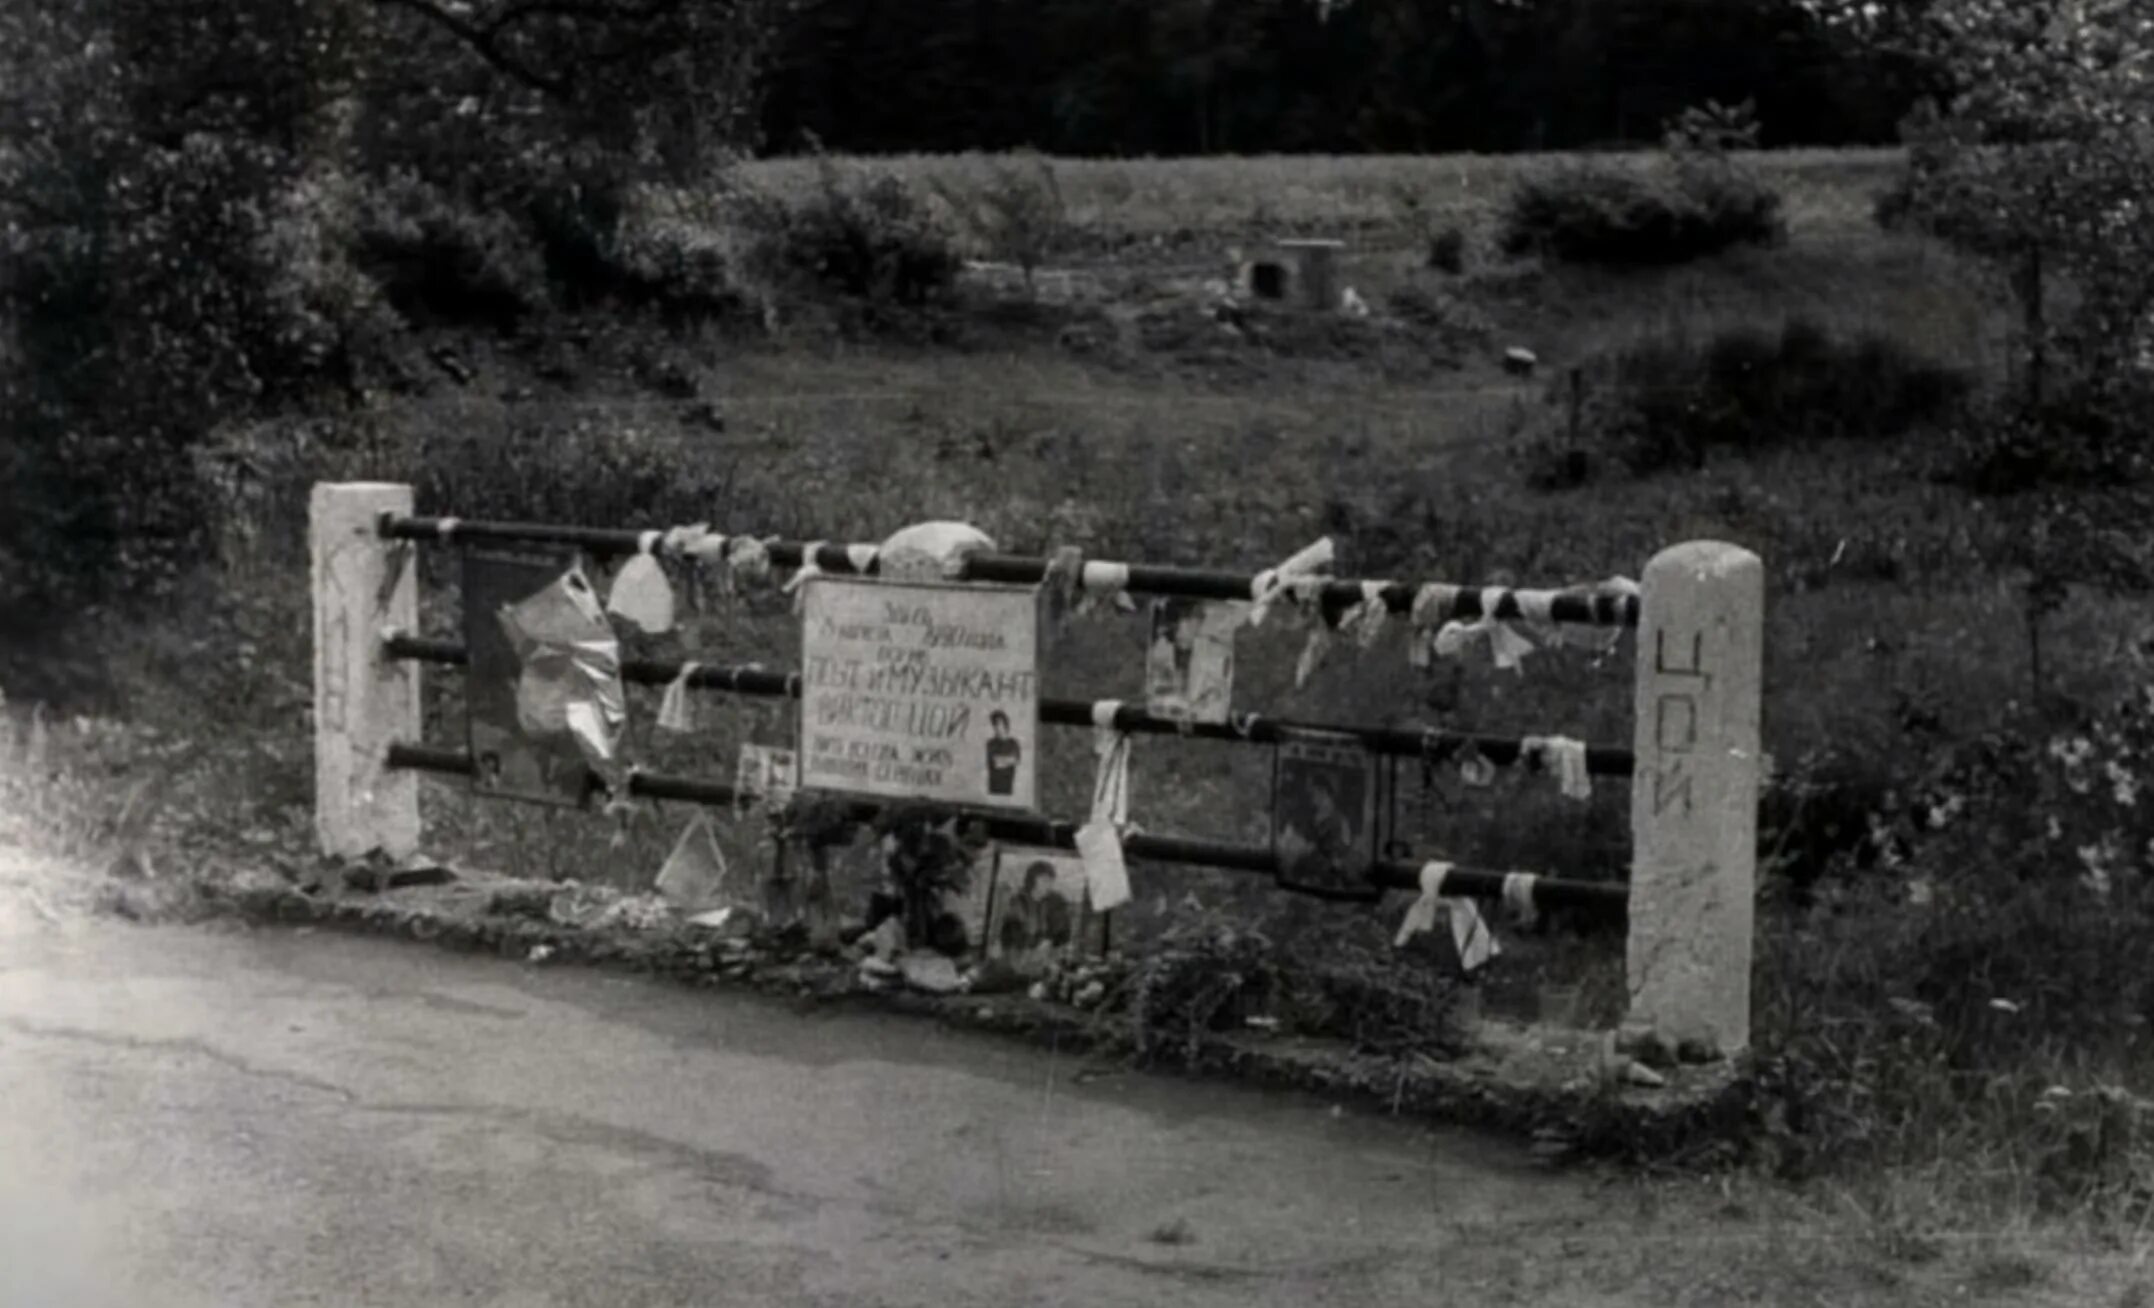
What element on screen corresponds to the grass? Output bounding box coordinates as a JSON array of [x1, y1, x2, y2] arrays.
[[3, 145, 2149, 1243]]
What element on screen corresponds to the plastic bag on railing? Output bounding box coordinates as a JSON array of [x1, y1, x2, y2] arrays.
[[607, 537, 677, 635], [878, 521, 995, 581], [499, 565, 627, 788]]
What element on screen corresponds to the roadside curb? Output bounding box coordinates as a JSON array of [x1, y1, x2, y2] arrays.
[[153, 871, 1753, 1165]]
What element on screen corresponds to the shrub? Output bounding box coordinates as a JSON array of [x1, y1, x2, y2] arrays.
[[931, 151, 1068, 297], [354, 172, 547, 328], [1526, 318, 1969, 481], [1499, 165, 1784, 267], [739, 157, 962, 316], [1499, 102, 1785, 267], [1752, 695, 2154, 1207]]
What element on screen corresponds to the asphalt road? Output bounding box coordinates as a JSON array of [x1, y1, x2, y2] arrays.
[[0, 859, 2130, 1308], [0, 870, 1639, 1308]]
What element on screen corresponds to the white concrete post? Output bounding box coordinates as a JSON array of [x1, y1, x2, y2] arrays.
[[1626, 541, 1764, 1058], [311, 482, 422, 860]]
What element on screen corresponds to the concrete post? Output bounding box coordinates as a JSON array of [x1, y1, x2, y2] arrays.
[[1277, 238, 1343, 312], [311, 482, 421, 860], [1626, 541, 1764, 1058]]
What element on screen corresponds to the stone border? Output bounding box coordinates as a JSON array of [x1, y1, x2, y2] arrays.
[[151, 869, 1754, 1165]]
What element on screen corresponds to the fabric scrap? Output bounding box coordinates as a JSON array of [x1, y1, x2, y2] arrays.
[[1075, 820, 1133, 913], [656, 812, 729, 908], [783, 539, 830, 614], [1501, 872, 1540, 929], [1250, 538, 1335, 628], [1523, 735, 1593, 801], [656, 662, 704, 733]]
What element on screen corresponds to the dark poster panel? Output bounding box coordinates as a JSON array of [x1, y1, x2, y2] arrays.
[[463, 545, 592, 808], [1272, 734, 1381, 901]]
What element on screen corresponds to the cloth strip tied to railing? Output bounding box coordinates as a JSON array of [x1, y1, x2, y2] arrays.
[[376, 515, 1642, 629]]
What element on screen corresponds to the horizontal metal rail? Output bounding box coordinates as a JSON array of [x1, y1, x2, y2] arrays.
[[384, 743, 1629, 916], [384, 635, 1637, 777], [379, 514, 1641, 628]]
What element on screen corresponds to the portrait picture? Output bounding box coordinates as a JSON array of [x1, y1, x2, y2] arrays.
[[1272, 736, 1377, 898], [985, 709, 1024, 798], [463, 545, 592, 808], [984, 847, 1106, 968]]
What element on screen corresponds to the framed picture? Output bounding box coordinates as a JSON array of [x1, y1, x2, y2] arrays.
[[983, 847, 1109, 968], [463, 545, 592, 808], [1271, 734, 1381, 901]]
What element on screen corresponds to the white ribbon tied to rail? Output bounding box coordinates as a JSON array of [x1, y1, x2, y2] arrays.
[[607, 531, 676, 635], [657, 661, 704, 734], [783, 539, 830, 614], [1249, 537, 1335, 629], [1433, 587, 1538, 672], [1501, 871, 1541, 930], [1395, 861, 1501, 973], [1522, 734, 1593, 801], [1407, 582, 1461, 669], [1077, 560, 1138, 616], [1077, 699, 1134, 912]]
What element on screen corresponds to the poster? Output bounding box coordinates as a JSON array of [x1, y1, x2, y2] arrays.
[[984, 847, 1107, 968], [463, 545, 591, 808], [1144, 598, 1238, 724], [799, 578, 1041, 811], [1272, 734, 1380, 900]]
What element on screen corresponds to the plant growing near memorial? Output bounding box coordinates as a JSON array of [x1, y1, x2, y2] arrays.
[[1751, 684, 2154, 1207], [869, 803, 986, 950]]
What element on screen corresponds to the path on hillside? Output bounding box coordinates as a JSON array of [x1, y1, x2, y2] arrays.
[[0, 840, 2124, 1308]]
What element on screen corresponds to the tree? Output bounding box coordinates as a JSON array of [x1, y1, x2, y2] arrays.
[[1856, 1, 2154, 408]]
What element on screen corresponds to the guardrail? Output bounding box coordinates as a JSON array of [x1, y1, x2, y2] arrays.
[[313, 481, 1763, 1056]]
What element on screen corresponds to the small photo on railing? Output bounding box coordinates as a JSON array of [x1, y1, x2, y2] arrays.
[[1272, 734, 1381, 901], [463, 545, 599, 808]]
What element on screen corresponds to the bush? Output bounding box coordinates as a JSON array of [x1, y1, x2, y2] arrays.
[[1524, 318, 1969, 481], [931, 151, 1068, 296], [354, 172, 547, 328], [1499, 102, 1785, 267], [1499, 165, 1785, 267], [740, 158, 962, 316], [1752, 695, 2154, 1207]]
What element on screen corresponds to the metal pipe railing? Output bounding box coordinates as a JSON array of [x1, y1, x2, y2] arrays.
[[383, 634, 1637, 777], [383, 743, 1629, 915]]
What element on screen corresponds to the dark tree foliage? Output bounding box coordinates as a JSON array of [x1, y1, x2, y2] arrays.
[[759, 0, 1929, 157]]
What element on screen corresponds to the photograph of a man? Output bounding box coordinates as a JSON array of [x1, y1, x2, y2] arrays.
[[985, 709, 1023, 797]]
